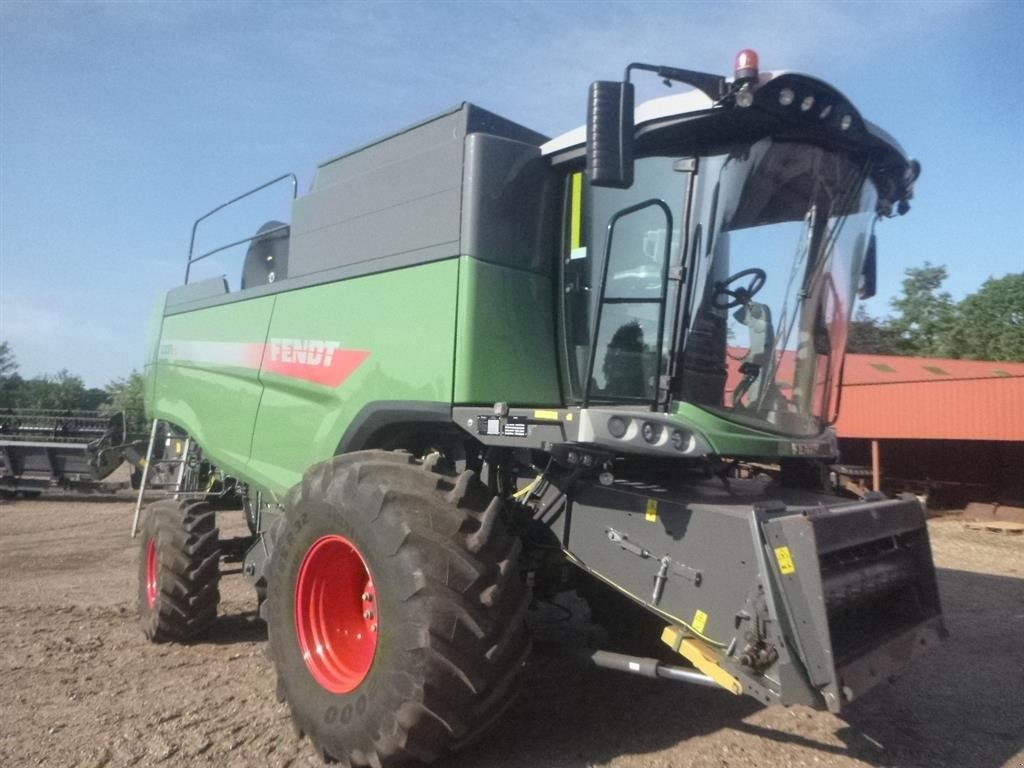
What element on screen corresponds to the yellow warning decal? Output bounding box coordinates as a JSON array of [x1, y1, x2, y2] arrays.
[[570, 172, 583, 250], [533, 409, 560, 421], [692, 609, 708, 634], [645, 498, 658, 522], [565, 412, 574, 422], [774, 545, 796, 575]]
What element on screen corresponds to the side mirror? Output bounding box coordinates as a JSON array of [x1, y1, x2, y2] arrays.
[[586, 80, 635, 188], [858, 234, 877, 299]]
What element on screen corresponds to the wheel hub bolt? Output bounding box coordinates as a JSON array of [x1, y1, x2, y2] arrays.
[[370, 623, 378, 633], [361, 592, 373, 601], [363, 610, 375, 620]]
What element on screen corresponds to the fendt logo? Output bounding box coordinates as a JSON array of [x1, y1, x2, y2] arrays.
[[262, 338, 370, 388], [158, 338, 369, 388], [268, 338, 341, 367]]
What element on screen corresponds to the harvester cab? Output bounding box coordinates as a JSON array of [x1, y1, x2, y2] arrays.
[[136, 50, 944, 766]]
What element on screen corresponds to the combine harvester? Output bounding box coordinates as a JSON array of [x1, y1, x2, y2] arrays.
[[135, 51, 945, 765]]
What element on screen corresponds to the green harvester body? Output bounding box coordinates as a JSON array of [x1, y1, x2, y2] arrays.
[[140, 60, 945, 726]]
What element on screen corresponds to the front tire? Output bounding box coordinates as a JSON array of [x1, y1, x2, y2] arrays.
[[137, 499, 221, 642], [266, 451, 530, 765]]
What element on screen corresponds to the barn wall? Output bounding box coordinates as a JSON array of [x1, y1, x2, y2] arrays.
[[838, 438, 1024, 506]]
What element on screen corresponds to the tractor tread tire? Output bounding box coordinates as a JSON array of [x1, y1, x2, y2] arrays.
[[138, 498, 221, 643], [266, 450, 531, 767]]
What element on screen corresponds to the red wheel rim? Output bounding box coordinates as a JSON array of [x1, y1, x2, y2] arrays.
[[145, 539, 158, 608], [294, 535, 378, 693]]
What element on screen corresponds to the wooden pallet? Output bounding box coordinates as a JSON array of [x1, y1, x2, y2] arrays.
[[964, 521, 1024, 535]]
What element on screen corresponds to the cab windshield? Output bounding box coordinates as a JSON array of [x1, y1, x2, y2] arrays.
[[561, 137, 877, 437]]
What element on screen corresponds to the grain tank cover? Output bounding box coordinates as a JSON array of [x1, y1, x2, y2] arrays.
[[283, 104, 549, 284]]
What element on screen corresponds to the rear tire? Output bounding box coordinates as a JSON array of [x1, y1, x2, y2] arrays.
[[137, 499, 221, 642], [266, 450, 531, 766]]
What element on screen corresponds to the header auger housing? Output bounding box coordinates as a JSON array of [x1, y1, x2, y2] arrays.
[[136, 51, 942, 766]]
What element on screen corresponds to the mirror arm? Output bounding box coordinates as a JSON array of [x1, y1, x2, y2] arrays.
[[587, 62, 727, 189], [625, 63, 728, 102]]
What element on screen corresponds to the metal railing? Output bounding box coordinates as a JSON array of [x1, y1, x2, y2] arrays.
[[184, 173, 298, 284]]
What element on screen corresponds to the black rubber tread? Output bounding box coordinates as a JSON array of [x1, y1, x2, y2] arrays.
[[265, 450, 531, 767], [137, 498, 221, 643]]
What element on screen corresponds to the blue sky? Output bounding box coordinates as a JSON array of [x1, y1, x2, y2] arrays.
[[1, 0, 1021, 386]]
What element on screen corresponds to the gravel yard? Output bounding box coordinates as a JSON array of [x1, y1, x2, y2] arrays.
[[1, 493, 1021, 768]]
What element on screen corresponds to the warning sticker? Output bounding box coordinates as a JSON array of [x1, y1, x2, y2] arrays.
[[645, 498, 658, 522], [476, 415, 528, 437], [692, 609, 708, 634], [503, 421, 527, 437], [774, 545, 796, 575]]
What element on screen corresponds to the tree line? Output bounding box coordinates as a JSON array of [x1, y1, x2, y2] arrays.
[[848, 266, 1023, 360], [0, 343, 148, 435]]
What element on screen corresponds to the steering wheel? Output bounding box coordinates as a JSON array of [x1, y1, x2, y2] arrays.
[[711, 268, 767, 309]]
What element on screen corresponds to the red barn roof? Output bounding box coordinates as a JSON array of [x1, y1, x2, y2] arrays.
[[835, 354, 1024, 441]]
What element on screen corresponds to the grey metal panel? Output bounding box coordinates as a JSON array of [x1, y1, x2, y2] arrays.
[[451, 406, 573, 448], [301, 141, 463, 227], [461, 133, 557, 276], [288, 188, 461, 279], [464, 103, 548, 147], [806, 498, 925, 554], [563, 480, 759, 648], [314, 103, 546, 189], [165, 277, 228, 311], [314, 107, 467, 189], [760, 513, 836, 691], [833, 616, 945, 705], [289, 109, 465, 281]]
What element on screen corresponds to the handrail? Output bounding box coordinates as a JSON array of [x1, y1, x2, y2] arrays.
[[185, 172, 298, 283], [185, 224, 291, 271]]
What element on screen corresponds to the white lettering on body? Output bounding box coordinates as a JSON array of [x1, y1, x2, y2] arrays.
[[268, 338, 343, 367]]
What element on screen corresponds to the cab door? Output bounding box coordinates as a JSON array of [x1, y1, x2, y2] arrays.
[[558, 161, 692, 408]]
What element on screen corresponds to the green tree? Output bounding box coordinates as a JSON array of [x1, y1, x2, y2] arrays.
[[846, 305, 905, 355], [0, 343, 117, 410], [0, 341, 17, 378], [889, 262, 956, 356], [17, 369, 92, 410], [0, 342, 24, 406], [945, 273, 1024, 361], [102, 371, 147, 436]]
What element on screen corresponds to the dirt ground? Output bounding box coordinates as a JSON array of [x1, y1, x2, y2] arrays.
[[1, 492, 1021, 768]]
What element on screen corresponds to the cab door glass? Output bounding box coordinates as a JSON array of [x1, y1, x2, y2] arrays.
[[589, 201, 672, 401], [561, 159, 686, 403]]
